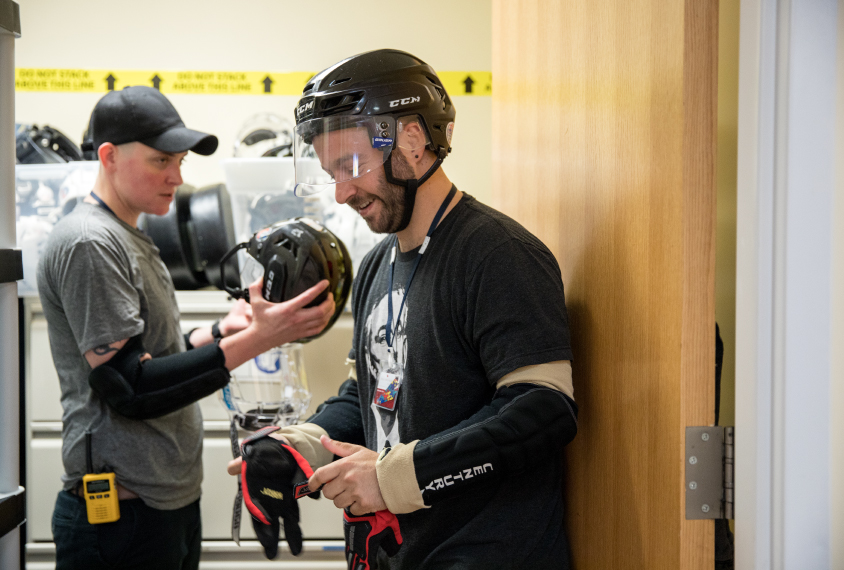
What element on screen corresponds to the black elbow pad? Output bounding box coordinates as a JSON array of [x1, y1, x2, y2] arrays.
[[88, 335, 230, 420], [413, 384, 578, 505]]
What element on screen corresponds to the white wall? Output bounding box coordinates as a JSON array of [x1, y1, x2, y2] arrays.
[[737, 0, 840, 567], [833, 1, 844, 566], [14, 0, 492, 202]]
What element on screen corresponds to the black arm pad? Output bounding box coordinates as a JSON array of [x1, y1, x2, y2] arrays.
[[307, 378, 367, 447], [413, 384, 578, 505], [88, 335, 230, 420]]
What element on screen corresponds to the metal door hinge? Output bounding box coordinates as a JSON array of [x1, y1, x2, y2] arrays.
[[685, 426, 733, 519]]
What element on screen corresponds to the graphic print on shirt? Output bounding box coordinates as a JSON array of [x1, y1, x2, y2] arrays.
[[364, 288, 408, 450]]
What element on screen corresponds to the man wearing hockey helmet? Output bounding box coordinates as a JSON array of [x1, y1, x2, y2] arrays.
[[230, 49, 578, 569], [39, 86, 336, 570]]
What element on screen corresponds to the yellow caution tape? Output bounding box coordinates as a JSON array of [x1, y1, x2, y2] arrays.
[[437, 71, 492, 97], [14, 68, 492, 97]]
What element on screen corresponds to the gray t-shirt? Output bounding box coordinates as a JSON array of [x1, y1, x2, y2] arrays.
[[37, 202, 202, 510]]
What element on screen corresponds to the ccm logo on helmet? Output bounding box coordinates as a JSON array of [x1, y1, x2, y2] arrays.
[[389, 96, 421, 108], [296, 100, 315, 118]]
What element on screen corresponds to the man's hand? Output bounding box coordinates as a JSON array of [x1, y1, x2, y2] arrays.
[[308, 435, 386, 516]]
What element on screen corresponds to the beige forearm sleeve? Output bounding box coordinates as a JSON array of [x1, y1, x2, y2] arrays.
[[374, 360, 573, 513], [495, 360, 574, 399], [277, 423, 334, 470], [376, 440, 428, 514], [277, 358, 359, 470]]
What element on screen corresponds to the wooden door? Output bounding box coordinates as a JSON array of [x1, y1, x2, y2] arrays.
[[491, 1, 717, 568]]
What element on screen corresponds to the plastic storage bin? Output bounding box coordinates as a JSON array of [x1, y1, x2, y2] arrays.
[[15, 161, 100, 296], [222, 157, 383, 274], [221, 157, 324, 242]]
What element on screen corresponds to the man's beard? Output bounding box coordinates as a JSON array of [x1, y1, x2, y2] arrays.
[[347, 152, 414, 234]]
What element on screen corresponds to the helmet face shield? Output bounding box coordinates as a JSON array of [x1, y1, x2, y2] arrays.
[[293, 115, 396, 196]]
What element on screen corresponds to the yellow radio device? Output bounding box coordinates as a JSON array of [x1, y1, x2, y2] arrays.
[[82, 432, 120, 524]]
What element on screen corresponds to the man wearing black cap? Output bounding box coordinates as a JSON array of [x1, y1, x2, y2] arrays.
[[37, 86, 336, 570]]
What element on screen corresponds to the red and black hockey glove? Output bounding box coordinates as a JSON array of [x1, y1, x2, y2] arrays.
[[343, 508, 403, 570], [241, 426, 319, 559]]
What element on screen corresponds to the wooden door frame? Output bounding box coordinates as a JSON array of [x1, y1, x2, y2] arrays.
[[492, 2, 717, 567]]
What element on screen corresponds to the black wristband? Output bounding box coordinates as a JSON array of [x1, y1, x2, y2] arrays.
[[211, 319, 224, 342], [184, 328, 199, 350]]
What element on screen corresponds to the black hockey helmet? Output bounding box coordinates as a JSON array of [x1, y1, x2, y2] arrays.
[[15, 124, 84, 164], [292, 49, 456, 231], [220, 218, 352, 340]]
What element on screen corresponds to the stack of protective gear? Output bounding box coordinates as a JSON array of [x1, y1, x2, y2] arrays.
[[139, 183, 240, 290], [16, 124, 84, 164], [233, 113, 295, 158]]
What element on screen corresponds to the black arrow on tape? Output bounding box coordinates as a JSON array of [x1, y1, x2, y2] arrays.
[[463, 75, 475, 94], [151, 74, 162, 90], [262, 75, 274, 93], [105, 74, 116, 91]]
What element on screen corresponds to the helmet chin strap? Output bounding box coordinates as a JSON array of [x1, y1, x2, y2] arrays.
[[383, 147, 448, 233]]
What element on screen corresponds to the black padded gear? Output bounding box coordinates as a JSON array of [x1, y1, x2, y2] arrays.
[[88, 335, 230, 420], [220, 218, 353, 341], [413, 384, 578, 505]]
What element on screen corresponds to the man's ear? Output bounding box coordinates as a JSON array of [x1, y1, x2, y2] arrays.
[[396, 121, 429, 172], [97, 142, 117, 170], [398, 122, 426, 152]]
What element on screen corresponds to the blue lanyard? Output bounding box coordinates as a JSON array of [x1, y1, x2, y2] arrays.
[[385, 185, 457, 352], [89, 192, 117, 218]]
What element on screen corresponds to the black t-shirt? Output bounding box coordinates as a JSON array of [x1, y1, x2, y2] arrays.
[[350, 192, 573, 569]]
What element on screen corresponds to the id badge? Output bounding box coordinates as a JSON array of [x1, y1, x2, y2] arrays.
[[374, 356, 402, 411]]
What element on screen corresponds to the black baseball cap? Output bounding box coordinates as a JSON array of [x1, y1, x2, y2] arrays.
[[82, 86, 218, 156]]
